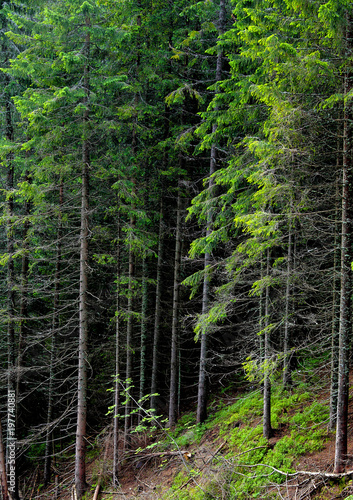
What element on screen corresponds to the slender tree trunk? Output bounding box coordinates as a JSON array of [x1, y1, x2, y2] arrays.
[[124, 6, 140, 439], [150, 199, 164, 415], [263, 249, 272, 439], [5, 85, 19, 500], [334, 14, 353, 473], [44, 180, 63, 486], [259, 258, 264, 363], [113, 221, 121, 487], [178, 348, 182, 417], [0, 417, 9, 500], [139, 256, 148, 423], [16, 171, 31, 406], [13, 170, 30, 499], [329, 175, 341, 430], [196, 250, 211, 424], [196, 0, 226, 425], [124, 238, 134, 446], [75, 17, 90, 498], [169, 190, 182, 427], [283, 210, 292, 388]]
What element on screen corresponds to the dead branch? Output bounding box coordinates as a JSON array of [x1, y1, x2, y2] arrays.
[[127, 449, 191, 460], [100, 492, 129, 496], [232, 462, 353, 480]]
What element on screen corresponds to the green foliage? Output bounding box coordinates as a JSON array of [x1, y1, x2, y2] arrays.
[[26, 441, 46, 460], [172, 412, 196, 437], [175, 424, 207, 448], [157, 381, 330, 499], [214, 391, 264, 430], [0, 0, 348, 494], [220, 390, 327, 498], [290, 401, 330, 428], [163, 488, 206, 500], [171, 471, 188, 489]]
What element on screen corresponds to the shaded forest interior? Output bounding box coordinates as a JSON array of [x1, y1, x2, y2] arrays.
[[0, 0, 352, 498]]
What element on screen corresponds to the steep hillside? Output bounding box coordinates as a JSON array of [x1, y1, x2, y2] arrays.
[[34, 371, 353, 500]]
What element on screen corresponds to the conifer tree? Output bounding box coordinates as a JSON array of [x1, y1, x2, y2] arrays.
[[334, 10, 353, 475], [196, 0, 227, 425]]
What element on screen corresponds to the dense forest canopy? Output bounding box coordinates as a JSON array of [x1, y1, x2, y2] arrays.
[[0, 0, 351, 497]]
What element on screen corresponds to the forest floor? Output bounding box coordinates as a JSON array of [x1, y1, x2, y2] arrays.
[[34, 373, 353, 500]]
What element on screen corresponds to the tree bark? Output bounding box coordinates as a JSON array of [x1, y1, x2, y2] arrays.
[[329, 175, 341, 430], [75, 16, 90, 498], [283, 210, 292, 388], [44, 179, 63, 486], [113, 220, 121, 487], [124, 6, 140, 440], [0, 417, 9, 500], [5, 81, 19, 500], [169, 189, 182, 427], [139, 255, 148, 423], [263, 249, 272, 440], [16, 170, 31, 411], [150, 199, 164, 415], [334, 13, 353, 473], [124, 235, 134, 446], [259, 258, 264, 363]]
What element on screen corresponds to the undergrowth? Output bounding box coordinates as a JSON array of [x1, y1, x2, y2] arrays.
[[162, 382, 330, 500]]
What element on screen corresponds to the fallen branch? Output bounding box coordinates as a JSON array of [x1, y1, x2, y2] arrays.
[[232, 462, 353, 480], [127, 450, 191, 460], [297, 477, 325, 500], [100, 492, 129, 496]]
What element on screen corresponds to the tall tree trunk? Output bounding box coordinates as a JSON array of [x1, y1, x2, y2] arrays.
[[5, 84, 19, 500], [75, 17, 90, 498], [196, 228, 212, 424], [44, 179, 63, 486], [139, 255, 148, 423], [329, 175, 341, 430], [150, 199, 164, 415], [124, 237, 134, 446], [283, 209, 293, 388], [0, 417, 9, 500], [124, 6, 140, 440], [16, 171, 31, 407], [13, 169, 30, 499], [113, 220, 121, 487], [169, 189, 182, 427], [263, 249, 272, 440], [196, 0, 226, 425], [334, 14, 353, 473], [259, 258, 264, 363]]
